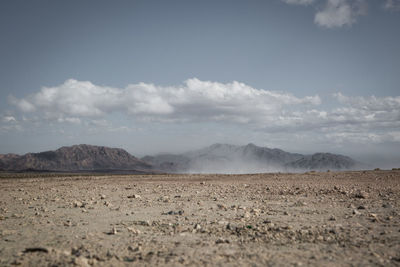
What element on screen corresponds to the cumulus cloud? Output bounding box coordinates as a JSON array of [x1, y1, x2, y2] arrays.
[[281, 0, 316, 5], [6, 79, 400, 145], [9, 78, 321, 124], [314, 0, 367, 28]]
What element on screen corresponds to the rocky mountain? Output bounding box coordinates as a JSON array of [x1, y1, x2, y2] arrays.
[[0, 143, 362, 173], [142, 143, 360, 173], [0, 144, 151, 172], [285, 153, 359, 171]]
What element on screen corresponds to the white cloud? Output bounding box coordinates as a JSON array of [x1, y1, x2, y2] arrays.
[[10, 78, 320, 124], [283, 0, 398, 28], [384, 0, 400, 11], [314, 0, 367, 28], [2, 116, 16, 123], [57, 117, 81, 124], [0, 115, 21, 132], [7, 79, 400, 146], [281, 0, 316, 5]]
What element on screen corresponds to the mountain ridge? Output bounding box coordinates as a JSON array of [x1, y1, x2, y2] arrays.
[[0, 144, 151, 172], [0, 143, 363, 173], [142, 143, 362, 173]]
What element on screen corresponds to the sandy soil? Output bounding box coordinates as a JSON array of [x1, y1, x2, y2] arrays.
[[0, 170, 399, 266]]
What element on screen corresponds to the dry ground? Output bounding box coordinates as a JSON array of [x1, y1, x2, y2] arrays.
[[0, 170, 399, 266]]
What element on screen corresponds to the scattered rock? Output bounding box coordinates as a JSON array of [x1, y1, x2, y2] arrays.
[[353, 190, 368, 199], [106, 227, 118, 235], [163, 210, 184, 215], [73, 201, 85, 208], [127, 227, 141, 234], [216, 238, 230, 244], [353, 209, 361, 215], [23, 247, 49, 253], [127, 194, 141, 199]]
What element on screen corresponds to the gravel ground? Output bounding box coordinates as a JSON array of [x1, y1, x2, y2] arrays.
[[0, 170, 399, 266]]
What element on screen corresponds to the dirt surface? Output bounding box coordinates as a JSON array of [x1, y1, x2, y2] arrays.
[[0, 170, 399, 266]]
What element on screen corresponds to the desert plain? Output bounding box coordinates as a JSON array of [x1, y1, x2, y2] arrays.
[[0, 170, 399, 266]]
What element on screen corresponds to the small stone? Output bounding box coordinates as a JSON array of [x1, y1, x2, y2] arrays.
[[215, 238, 229, 244], [100, 194, 106, 200], [217, 204, 227, 211], [73, 201, 85, 208], [107, 227, 118, 235], [127, 227, 141, 234], [127, 194, 141, 199], [73, 256, 90, 267], [354, 190, 368, 199], [251, 208, 261, 215], [353, 209, 361, 215], [243, 212, 251, 218], [369, 213, 379, 222], [329, 216, 336, 221]]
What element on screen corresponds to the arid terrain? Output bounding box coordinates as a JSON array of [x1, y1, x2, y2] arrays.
[[0, 170, 399, 266]]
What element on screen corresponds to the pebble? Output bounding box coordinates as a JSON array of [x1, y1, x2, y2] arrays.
[[353, 209, 361, 215], [127, 227, 141, 234], [127, 194, 141, 199], [73, 201, 85, 208]]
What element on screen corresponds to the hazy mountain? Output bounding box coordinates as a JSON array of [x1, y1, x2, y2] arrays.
[[0, 143, 361, 173], [0, 144, 151, 172], [285, 153, 360, 171], [142, 143, 359, 173]]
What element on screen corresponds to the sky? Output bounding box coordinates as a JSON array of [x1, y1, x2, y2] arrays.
[[0, 0, 399, 168]]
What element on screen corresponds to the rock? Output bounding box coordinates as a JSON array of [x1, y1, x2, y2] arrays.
[[73, 256, 90, 267], [100, 194, 106, 200], [329, 216, 336, 221], [369, 213, 379, 222], [217, 204, 227, 211], [73, 201, 85, 208], [251, 208, 261, 215], [127, 227, 141, 234], [354, 190, 368, 199], [106, 227, 118, 235], [353, 209, 361, 215], [243, 212, 251, 218], [163, 210, 184, 215], [215, 238, 229, 244], [127, 194, 141, 199], [23, 247, 49, 253]]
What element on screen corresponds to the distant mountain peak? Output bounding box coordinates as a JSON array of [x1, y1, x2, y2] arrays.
[[0, 144, 151, 172], [142, 143, 359, 173]]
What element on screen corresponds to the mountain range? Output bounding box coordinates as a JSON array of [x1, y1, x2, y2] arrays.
[[0, 143, 363, 173], [0, 144, 151, 173], [142, 143, 361, 173]]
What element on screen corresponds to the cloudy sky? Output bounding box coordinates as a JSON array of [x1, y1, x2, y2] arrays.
[[0, 0, 399, 167]]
